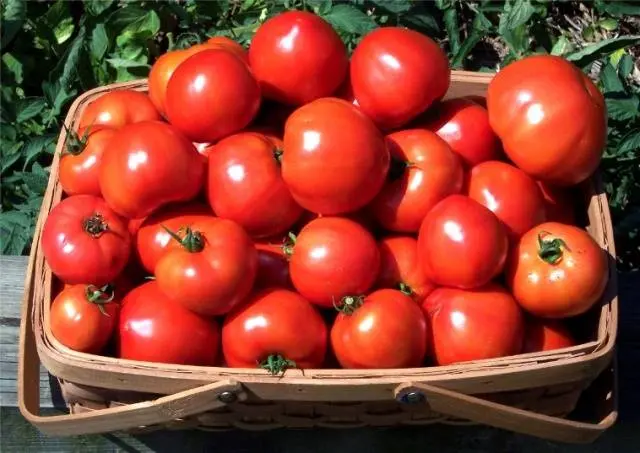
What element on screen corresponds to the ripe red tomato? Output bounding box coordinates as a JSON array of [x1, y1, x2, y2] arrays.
[[422, 284, 524, 365], [50, 284, 119, 354], [249, 11, 348, 105], [466, 161, 546, 240], [59, 125, 116, 196], [99, 121, 206, 219], [377, 236, 435, 303], [118, 281, 220, 365], [207, 132, 302, 238], [255, 236, 292, 290], [282, 97, 389, 214], [331, 289, 428, 368], [78, 90, 160, 130], [487, 55, 606, 186], [155, 218, 258, 316], [523, 318, 576, 353], [205, 36, 248, 64], [537, 181, 577, 225], [350, 27, 450, 129], [506, 222, 608, 318], [134, 202, 213, 274], [418, 195, 508, 289], [289, 217, 380, 308], [42, 195, 131, 285], [222, 288, 327, 372], [165, 49, 261, 143], [370, 129, 463, 232], [418, 98, 501, 167]]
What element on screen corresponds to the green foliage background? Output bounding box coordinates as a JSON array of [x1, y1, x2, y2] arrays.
[[1, 0, 639, 270]]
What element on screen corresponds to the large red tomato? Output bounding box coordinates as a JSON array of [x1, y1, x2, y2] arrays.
[[134, 202, 213, 274], [487, 55, 606, 186], [155, 218, 258, 316], [165, 49, 261, 143], [59, 125, 116, 197], [422, 285, 524, 365], [418, 98, 501, 167], [506, 222, 608, 318], [331, 289, 428, 368], [537, 181, 577, 225], [522, 318, 576, 353], [78, 90, 160, 130], [282, 97, 389, 214], [207, 132, 302, 238], [417, 195, 508, 288], [118, 281, 220, 365], [222, 288, 327, 373], [50, 284, 119, 354], [370, 129, 463, 232], [42, 195, 131, 285], [466, 161, 546, 240], [249, 11, 348, 105], [350, 27, 450, 129], [255, 236, 292, 290], [99, 121, 206, 219], [376, 236, 435, 303], [289, 217, 380, 308]]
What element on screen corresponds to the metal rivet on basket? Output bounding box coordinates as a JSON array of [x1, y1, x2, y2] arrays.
[[218, 391, 238, 403], [398, 391, 426, 405]]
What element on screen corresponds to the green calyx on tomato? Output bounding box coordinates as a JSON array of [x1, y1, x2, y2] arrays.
[[84, 284, 115, 316], [273, 147, 284, 164], [83, 213, 109, 238], [281, 232, 296, 257], [259, 353, 297, 375], [333, 295, 365, 315], [537, 232, 570, 265], [62, 124, 92, 156], [162, 225, 205, 253], [398, 282, 415, 297], [387, 157, 415, 181]]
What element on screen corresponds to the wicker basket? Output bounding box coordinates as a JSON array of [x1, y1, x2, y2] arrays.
[[19, 72, 619, 443]]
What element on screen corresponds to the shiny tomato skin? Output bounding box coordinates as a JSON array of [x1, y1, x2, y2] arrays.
[[249, 11, 348, 105], [290, 217, 380, 308], [41, 195, 131, 286], [350, 27, 450, 129], [222, 288, 327, 369], [207, 132, 302, 238], [467, 161, 546, 240], [506, 222, 608, 318], [99, 121, 206, 219], [331, 289, 428, 369], [155, 217, 258, 316], [118, 281, 220, 365], [165, 49, 261, 143], [537, 181, 577, 225], [418, 195, 508, 289], [370, 129, 463, 233], [59, 126, 117, 197], [134, 202, 213, 274], [255, 238, 291, 289], [487, 55, 606, 186], [205, 36, 248, 64], [282, 97, 389, 215], [377, 236, 435, 303], [523, 318, 576, 353], [50, 284, 119, 354], [419, 98, 501, 167], [423, 285, 524, 365], [78, 90, 161, 130]]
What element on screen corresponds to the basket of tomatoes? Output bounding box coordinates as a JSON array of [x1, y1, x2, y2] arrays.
[[18, 11, 617, 443]]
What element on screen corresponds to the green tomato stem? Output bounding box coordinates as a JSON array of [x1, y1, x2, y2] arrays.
[[259, 354, 296, 375], [537, 231, 570, 265]]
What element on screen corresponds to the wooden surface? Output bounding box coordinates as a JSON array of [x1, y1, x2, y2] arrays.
[[1, 255, 640, 452]]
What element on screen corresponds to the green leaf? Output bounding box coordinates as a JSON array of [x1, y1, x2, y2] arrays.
[[498, 0, 536, 55], [16, 98, 46, 122], [49, 27, 87, 91], [84, 0, 115, 16], [402, 13, 439, 35], [594, 0, 640, 17], [451, 11, 492, 68], [106, 58, 150, 69], [322, 4, 376, 35], [442, 7, 460, 56], [600, 62, 625, 94], [605, 94, 640, 121], [1, 142, 23, 174], [90, 23, 110, 60], [617, 131, 640, 155], [566, 35, 640, 68], [2, 52, 23, 84], [550, 35, 573, 56], [598, 18, 618, 31], [22, 135, 56, 169], [307, 0, 333, 15], [1, 0, 27, 49], [369, 0, 412, 14], [619, 54, 634, 79]]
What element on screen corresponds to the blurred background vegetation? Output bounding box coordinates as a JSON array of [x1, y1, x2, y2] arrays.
[[1, 0, 639, 270]]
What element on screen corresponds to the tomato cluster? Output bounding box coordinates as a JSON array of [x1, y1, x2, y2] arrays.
[[44, 12, 609, 373]]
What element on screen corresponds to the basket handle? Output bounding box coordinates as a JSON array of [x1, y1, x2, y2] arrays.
[[395, 381, 617, 444]]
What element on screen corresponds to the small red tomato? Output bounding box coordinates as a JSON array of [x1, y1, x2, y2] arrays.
[[467, 161, 546, 240], [78, 90, 161, 130], [351, 27, 450, 129], [331, 289, 428, 368], [370, 129, 463, 233], [207, 132, 302, 238], [418, 195, 508, 289], [42, 195, 131, 286], [50, 284, 119, 354], [537, 181, 577, 225], [118, 281, 220, 366], [523, 318, 576, 353], [419, 98, 501, 167], [165, 49, 261, 143], [423, 285, 524, 365], [249, 11, 348, 105], [376, 236, 435, 303], [255, 236, 292, 289], [289, 217, 380, 308], [222, 288, 327, 372], [155, 218, 258, 316]]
